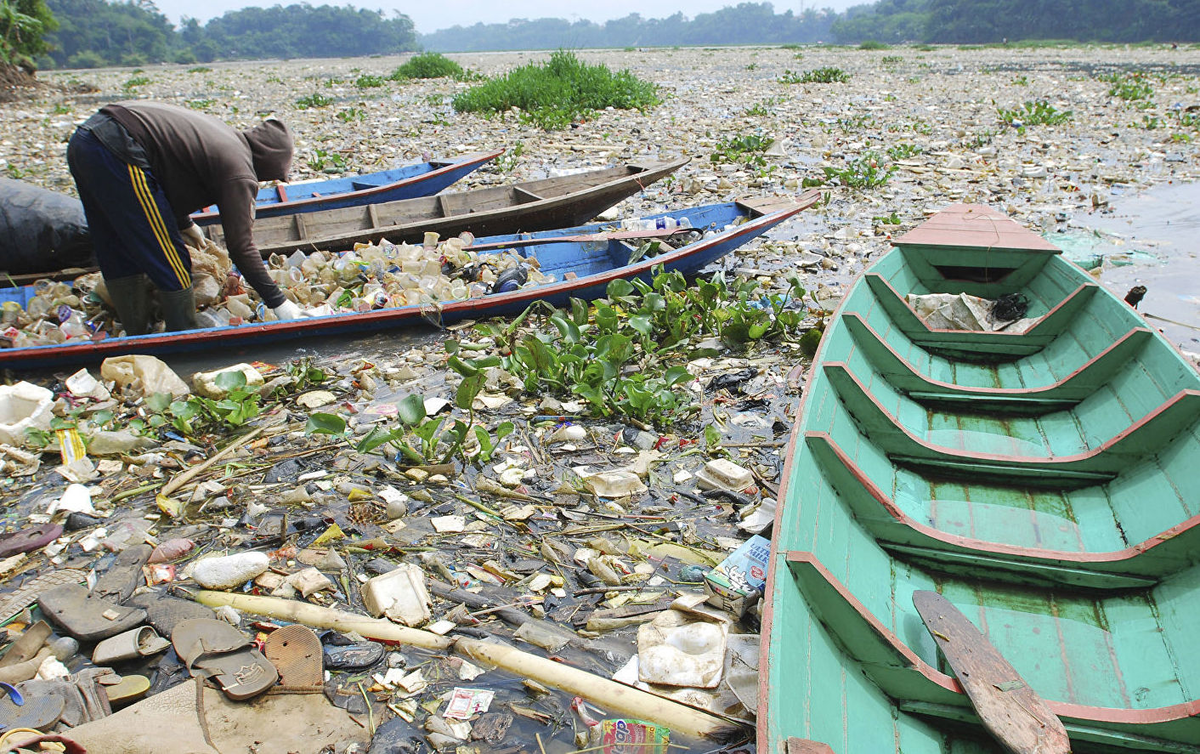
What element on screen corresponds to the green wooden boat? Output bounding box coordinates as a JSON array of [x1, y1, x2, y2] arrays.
[[760, 205, 1200, 754]]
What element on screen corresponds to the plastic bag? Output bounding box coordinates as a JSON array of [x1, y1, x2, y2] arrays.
[[0, 178, 93, 274]]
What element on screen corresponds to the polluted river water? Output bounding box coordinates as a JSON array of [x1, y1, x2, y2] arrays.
[[1, 44, 1200, 753]]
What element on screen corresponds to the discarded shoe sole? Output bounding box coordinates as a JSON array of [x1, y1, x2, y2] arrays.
[[92, 543, 153, 603], [0, 524, 63, 560], [92, 626, 171, 665], [128, 590, 215, 636], [101, 674, 150, 709], [172, 618, 277, 700], [0, 621, 52, 669], [263, 624, 323, 689], [0, 569, 87, 624], [323, 641, 384, 670], [0, 683, 65, 732], [38, 584, 147, 642]]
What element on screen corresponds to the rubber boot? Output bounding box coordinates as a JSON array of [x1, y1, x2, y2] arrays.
[[103, 275, 151, 336], [158, 287, 198, 332]]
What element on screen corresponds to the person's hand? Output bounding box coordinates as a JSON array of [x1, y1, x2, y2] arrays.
[[272, 300, 304, 321], [180, 224, 206, 249]]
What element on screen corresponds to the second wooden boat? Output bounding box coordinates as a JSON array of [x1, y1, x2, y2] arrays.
[[760, 205, 1200, 754], [206, 158, 691, 256], [190, 150, 502, 223]]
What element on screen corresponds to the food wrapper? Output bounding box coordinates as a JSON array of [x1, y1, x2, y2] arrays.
[[600, 718, 670, 754]]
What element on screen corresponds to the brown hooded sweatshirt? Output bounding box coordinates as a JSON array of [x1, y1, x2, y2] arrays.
[[102, 101, 290, 308]]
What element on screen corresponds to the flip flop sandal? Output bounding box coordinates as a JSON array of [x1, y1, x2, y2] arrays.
[[99, 674, 150, 710], [0, 621, 52, 669], [38, 584, 147, 642], [0, 682, 65, 732], [263, 625, 323, 690], [0, 569, 87, 624], [92, 544, 153, 604], [0, 524, 62, 560], [92, 626, 171, 665], [171, 619, 277, 701]]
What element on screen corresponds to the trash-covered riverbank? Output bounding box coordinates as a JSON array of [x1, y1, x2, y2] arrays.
[[0, 43, 1198, 752]]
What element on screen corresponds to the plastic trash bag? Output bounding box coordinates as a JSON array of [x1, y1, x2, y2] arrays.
[[0, 179, 93, 274]]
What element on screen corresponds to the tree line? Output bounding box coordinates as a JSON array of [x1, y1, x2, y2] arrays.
[[420, 4, 837, 52], [423, 0, 1200, 51], [34, 0, 416, 68], [8, 0, 1200, 74], [834, 0, 1200, 44]]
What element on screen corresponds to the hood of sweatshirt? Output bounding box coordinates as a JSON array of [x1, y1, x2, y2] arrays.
[[242, 118, 293, 182]]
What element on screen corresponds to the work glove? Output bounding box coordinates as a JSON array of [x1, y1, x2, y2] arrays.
[[180, 224, 206, 249], [272, 300, 304, 321]]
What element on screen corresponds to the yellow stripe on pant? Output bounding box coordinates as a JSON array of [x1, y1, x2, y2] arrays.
[[127, 164, 191, 288]]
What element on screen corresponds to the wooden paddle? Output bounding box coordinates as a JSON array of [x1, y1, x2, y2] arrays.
[[913, 590, 1071, 754]]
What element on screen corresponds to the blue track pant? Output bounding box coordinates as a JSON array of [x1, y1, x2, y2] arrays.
[[67, 128, 192, 291]]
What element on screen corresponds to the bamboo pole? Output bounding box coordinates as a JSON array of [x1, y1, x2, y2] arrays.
[[191, 591, 738, 740], [193, 590, 452, 650]]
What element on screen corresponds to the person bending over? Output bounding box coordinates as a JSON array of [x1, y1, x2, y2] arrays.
[[67, 101, 303, 334]]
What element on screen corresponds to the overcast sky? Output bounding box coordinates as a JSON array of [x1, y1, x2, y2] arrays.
[[152, 0, 858, 34]]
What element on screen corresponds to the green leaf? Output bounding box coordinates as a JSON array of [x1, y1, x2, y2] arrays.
[[445, 340, 461, 356], [145, 393, 172, 413], [456, 372, 486, 410], [92, 409, 114, 426], [663, 365, 691, 387], [748, 322, 770, 339], [628, 314, 653, 338], [447, 355, 478, 377], [356, 426, 403, 454], [495, 421, 515, 441], [470, 355, 502, 370], [570, 297, 589, 326], [606, 278, 634, 299], [396, 394, 427, 425], [550, 314, 581, 344], [704, 424, 722, 448], [305, 412, 346, 436], [214, 370, 248, 391], [594, 303, 619, 332], [169, 400, 198, 420], [473, 426, 496, 461], [642, 292, 666, 312]]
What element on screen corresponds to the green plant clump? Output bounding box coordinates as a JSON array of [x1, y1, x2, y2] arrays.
[[710, 133, 772, 170], [452, 49, 660, 131], [1101, 72, 1154, 101], [859, 40, 890, 50], [821, 150, 895, 190], [354, 73, 385, 88], [887, 143, 922, 160], [390, 52, 465, 80], [997, 100, 1073, 126], [122, 75, 151, 91], [781, 66, 850, 84], [295, 92, 334, 109], [442, 267, 809, 427]]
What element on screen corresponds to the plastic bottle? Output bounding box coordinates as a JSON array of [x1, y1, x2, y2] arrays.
[[0, 302, 21, 326]]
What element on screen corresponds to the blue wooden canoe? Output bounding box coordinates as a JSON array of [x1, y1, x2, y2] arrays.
[[0, 194, 816, 369], [190, 150, 502, 224], [761, 204, 1200, 754]]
